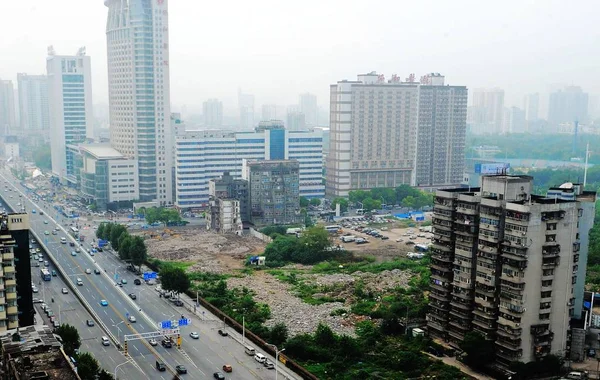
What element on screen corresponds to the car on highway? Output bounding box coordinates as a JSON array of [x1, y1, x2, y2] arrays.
[[254, 353, 266, 363], [85, 268, 91, 274], [39, 211, 44, 215], [71, 251, 77, 256], [89, 250, 94, 256], [101, 336, 110, 346], [134, 279, 141, 285], [155, 361, 166, 372], [61, 288, 68, 294], [43, 220, 48, 224], [75, 248, 80, 253], [213, 373, 225, 380], [175, 365, 187, 374], [149, 338, 158, 346], [190, 331, 199, 339], [76, 278, 83, 286], [51, 270, 57, 277], [264, 360, 275, 369], [51, 231, 57, 235], [121, 279, 127, 284], [174, 299, 184, 306], [128, 315, 136, 323], [38, 257, 43, 262], [44, 261, 49, 267], [33, 298, 43, 303], [32, 286, 38, 293], [128, 293, 137, 300], [44, 231, 49, 235], [35, 262, 40, 267], [100, 299, 108, 306], [94, 269, 101, 275], [218, 329, 228, 336], [222, 364, 232, 373], [161, 338, 173, 348], [86, 319, 94, 327]]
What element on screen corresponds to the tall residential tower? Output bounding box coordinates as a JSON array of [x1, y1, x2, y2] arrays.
[[105, 0, 173, 205], [17, 74, 50, 139], [0, 80, 16, 135]]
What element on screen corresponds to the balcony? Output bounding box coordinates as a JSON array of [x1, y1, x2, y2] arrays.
[[431, 242, 452, 252], [453, 259, 473, 270], [427, 320, 447, 333], [0, 311, 6, 320], [496, 338, 522, 351], [433, 210, 453, 220], [7, 306, 17, 315], [500, 304, 525, 316], [450, 299, 472, 311], [8, 320, 18, 329], [431, 262, 453, 273], [473, 308, 496, 320], [4, 266, 14, 274], [2, 252, 13, 260], [456, 206, 477, 215], [429, 291, 448, 303], [4, 279, 15, 286], [449, 320, 471, 332], [498, 316, 521, 329], [6, 292, 16, 301], [430, 301, 450, 312], [497, 326, 522, 338], [448, 329, 466, 342], [431, 251, 452, 263], [431, 272, 452, 283], [500, 273, 525, 284], [474, 296, 494, 309], [478, 233, 499, 244], [475, 274, 495, 287], [433, 233, 452, 244], [430, 281, 451, 293], [496, 349, 523, 362]]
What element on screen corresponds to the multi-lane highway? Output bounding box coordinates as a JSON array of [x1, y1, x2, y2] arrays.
[[0, 169, 299, 380]]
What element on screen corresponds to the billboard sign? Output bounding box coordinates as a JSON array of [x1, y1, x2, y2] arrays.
[[474, 162, 510, 175]]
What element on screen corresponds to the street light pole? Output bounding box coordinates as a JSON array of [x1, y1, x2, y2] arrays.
[[268, 344, 285, 380], [114, 321, 124, 341], [114, 360, 131, 380]]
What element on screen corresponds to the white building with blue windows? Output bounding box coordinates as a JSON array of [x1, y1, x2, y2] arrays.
[[47, 48, 93, 185], [175, 122, 324, 209]]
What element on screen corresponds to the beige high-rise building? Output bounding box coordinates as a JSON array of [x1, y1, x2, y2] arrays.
[[427, 175, 596, 366], [326, 72, 467, 197]]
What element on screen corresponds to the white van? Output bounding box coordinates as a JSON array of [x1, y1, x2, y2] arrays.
[[341, 235, 355, 243], [244, 346, 255, 355], [76, 278, 83, 286], [101, 336, 110, 346], [254, 353, 266, 363], [60, 237, 67, 244]]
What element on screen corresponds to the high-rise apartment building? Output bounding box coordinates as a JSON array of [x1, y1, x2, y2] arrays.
[[326, 72, 467, 197], [427, 175, 595, 366], [208, 171, 249, 223], [174, 125, 324, 208], [17, 74, 50, 139], [0, 80, 16, 135], [242, 160, 302, 226], [502, 106, 526, 134], [523, 93, 540, 122], [415, 75, 468, 188], [261, 104, 278, 121], [300, 93, 318, 127], [472, 88, 505, 134], [203, 98, 223, 127], [105, 0, 173, 205], [286, 111, 306, 132], [47, 49, 93, 184], [548, 86, 588, 126], [239, 91, 255, 129]]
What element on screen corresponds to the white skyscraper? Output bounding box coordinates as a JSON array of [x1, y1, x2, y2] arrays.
[[17, 74, 50, 138], [472, 88, 505, 134], [105, 0, 173, 205], [300, 93, 318, 126], [0, 80, 16, 135], [238, 91, 255, 129], [523, 93, 539, 121], [46, 49, 93, 184], [261, 104, 278, 121], [203, 99, 223, 127]]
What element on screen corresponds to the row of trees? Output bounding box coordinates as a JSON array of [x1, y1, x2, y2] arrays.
[[96, 223, 147, 270], [141, 206, 182, 225], [263, 226, 333, 266], [299, 197, 321, 208], [55, 324, 113, 379], [349, 185, 434, 211]]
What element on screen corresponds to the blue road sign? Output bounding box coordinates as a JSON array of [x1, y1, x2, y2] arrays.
[[160, 320, 172, 329], [143, 272, 157, 281], [178, 318, 191, 326]]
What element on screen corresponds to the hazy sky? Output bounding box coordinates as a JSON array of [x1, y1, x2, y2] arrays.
[[1, 0, 598, 115]]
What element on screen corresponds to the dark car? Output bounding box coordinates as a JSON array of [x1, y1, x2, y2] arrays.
[[86, 319, 94, 327], [156, 361, 166, 372], [161, 338, 172, 348], [134, 278, 141, 285], [213, 373, 225, 380], [176, 365, 187, 374], [69, 242, 75, 247], [381, 236, 389, 240], [174, 300, 184, 307], [218, 329, 228, 337], [129, 293, 137, 300]]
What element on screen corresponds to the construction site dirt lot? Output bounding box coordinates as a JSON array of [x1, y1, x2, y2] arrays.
[[336, 226, 432, 260], [139, 227, 266, 273]]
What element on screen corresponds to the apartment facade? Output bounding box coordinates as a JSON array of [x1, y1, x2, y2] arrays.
[[326, 72, 466, 197], [105, 0, 173, 205], [208, 171, 249, 222], [0, 80, 16, 135], [300, 93, 318, 127], [175, 126, 324, 209], [427, 175, 596, 366], [203, 98, 223, 127], [242, 160, 302, 226], [46, 51, 93, 185], [17, 74, 50, 141]]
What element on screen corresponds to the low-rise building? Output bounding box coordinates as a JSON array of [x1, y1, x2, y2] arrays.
[[77, 144, 139, 209], [207, 198, 242, 233], [1, 325, 80, 380]]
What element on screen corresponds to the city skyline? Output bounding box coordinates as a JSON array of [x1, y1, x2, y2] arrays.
[[0, 0, 598, 111]]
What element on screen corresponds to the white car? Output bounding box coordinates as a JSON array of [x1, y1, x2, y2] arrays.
[[101, 336, 110, 346], [254, 353, 266, 363], [61, 288, 68, 294], [85, 268, 92, 274], [32, 286, 38, 293], [189, 332, 199, 339], [128, 315, 136, 323], [149, 338, 158, 346]]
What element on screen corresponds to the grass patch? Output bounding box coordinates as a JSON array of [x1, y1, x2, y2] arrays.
[[188, 271, 229, 282], [312, 257, 430, 275]]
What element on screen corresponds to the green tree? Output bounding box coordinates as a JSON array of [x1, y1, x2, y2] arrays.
[[348, 190, 370, 204], [263, 235, 298, 265], [362, 197, 381, 211], [330, 197, 348, 213], [309, 198, 321, 207], [459, 332, 495, 370], [401, 195, 416, 209], [55, 324, 81, 357], [160, 266, 191, 296], [145, 207, 160, 224], [102, 223, 114, 241], [160, 208, 182, 224], [76, 352, 100, 380], [314, 323, 337, 348], [129, 236, 147, 270], [395, 184, 420, 203], [109, 224, 127, 251], [297, 226, 331, 264], [33, 144, 52, 171], [299, 196, 310, 208], [118, 234, 132, 261], [98, 370, 114, 380], [268, 322, 289, 347], [96, 223, 105, 239]]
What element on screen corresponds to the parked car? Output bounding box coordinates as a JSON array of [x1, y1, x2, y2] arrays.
[[218, 329, 228, 336]]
